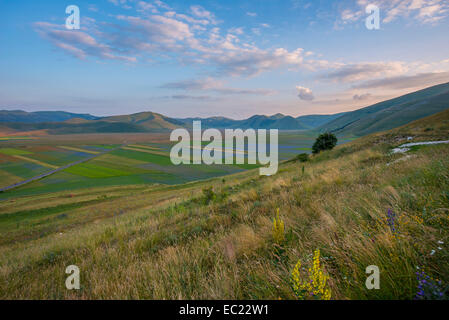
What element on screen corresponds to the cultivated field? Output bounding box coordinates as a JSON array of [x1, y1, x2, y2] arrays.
[[0, 132, 324, 199]]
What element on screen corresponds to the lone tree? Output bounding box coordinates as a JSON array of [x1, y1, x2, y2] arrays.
[[312, 132, 338, 154]]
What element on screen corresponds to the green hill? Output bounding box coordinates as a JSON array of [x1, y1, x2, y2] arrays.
[[320, 82, 449, 136], [0, 110, 98, 123]]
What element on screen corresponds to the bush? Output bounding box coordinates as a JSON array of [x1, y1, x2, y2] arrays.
[[202, 187, 216, 204], [295, 153, 309, 162], [312, 132, 338, 154]]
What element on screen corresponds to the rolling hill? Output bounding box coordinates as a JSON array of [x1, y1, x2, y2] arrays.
[[0, 110, 98, 123], [320, 82, 449, 136]]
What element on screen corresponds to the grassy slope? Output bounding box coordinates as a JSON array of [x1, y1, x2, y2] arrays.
[[0, 110, 448, 299]]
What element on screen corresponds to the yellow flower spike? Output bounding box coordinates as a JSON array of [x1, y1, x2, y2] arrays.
[[272, 208, 285, 244], [290, 249, 332, 300]]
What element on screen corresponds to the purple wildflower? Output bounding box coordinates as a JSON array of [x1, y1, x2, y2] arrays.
[[415, 270, 448, 300], [387, 208, 397, 234]]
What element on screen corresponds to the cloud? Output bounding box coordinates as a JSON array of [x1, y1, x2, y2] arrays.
[[228, 27, 244, 35], [252, 28, 261, 35], [296, 86, 315, 101], [108, 0, 132, 9], [190, 5, 217, 24], [246, 12, 257, 17], [115, 14, 193, 45], [136, 1, 158, 13], [34, 22, 136, 62], [321, 62, 408, 82], [88, 5, 99, 12], [353, 93, 372, 100], [161, 78, 276, 95], [30, 2, 363, 80], [171, 95, 214, 100], [209, 48, 306, 77], [34, 2, 337, 77], [338, 0, 449, 26], [353, 71, 449, 89]]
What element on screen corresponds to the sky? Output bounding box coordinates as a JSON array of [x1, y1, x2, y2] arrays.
[[1, 0, 449, 119]]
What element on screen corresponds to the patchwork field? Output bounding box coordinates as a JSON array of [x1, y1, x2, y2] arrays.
[[0, 132, 324, 200]]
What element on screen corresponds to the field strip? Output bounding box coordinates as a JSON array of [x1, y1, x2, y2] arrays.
[[0, 145, 122, 194], [12, 155, 58, 169], [59, 146, 100, 154], [122, 146, 169, 156], [128, 144, 161, 150]]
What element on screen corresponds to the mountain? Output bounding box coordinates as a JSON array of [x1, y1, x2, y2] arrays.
[[101, 112, 185, 130], [176, 113, 340, 130], [319, 82, 449, 136], [1, 112, 184, 135], [0, 110, 98, 123]]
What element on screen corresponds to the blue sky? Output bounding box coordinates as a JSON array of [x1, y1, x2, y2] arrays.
[[1, 0, 449, 119]]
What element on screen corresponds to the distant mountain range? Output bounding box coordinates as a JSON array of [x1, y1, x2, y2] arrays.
[[176, 112, 347, 130], [1, 82, 448, 136], [0, 110, 346, 134]]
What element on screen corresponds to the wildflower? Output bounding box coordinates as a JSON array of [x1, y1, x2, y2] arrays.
[[291, 249, 332, 300], [387, 208, 398, 235], [415, 270, 447, 300], [438, 240, 444, 244], [430, 250, 436, 256], [272, 208, 285, 244]]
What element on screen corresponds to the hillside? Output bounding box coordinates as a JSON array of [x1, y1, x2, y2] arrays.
[[0, 110, 98, 123], [1, 109, 448, 299], [320, 82, 449, 136], [296, 112, 347, 128]]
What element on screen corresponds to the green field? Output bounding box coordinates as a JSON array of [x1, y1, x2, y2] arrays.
[[64, 163, 132, 178], [0, 148, 33, 156]]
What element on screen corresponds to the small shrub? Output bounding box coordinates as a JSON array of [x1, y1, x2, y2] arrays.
[[312, 132, 338, 154], [291, 249, 332, 300], [202, 187, 216, 204], [295, 153, 309, 162], [272, 208, 285, 244]]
